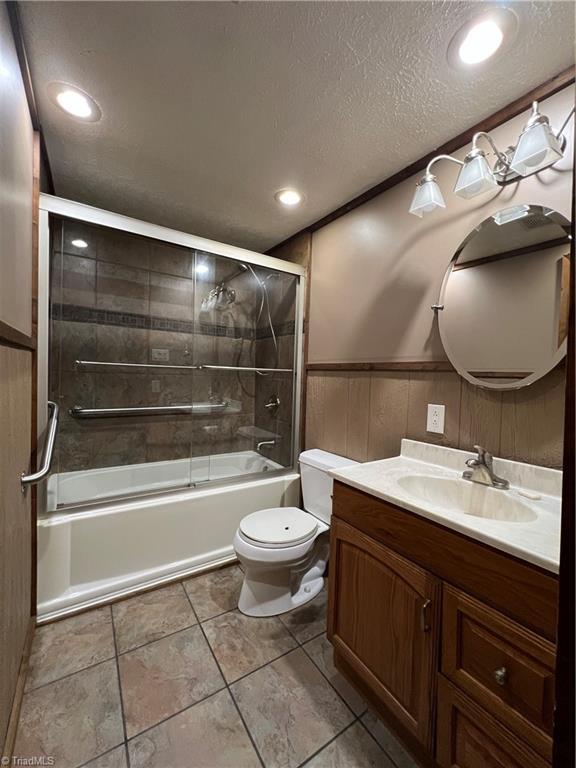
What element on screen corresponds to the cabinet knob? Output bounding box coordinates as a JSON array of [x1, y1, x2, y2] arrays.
[[494, 666, 508, 686]]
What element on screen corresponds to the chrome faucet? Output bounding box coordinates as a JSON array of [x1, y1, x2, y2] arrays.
[[462, 445, 509, 490], [256, 440, 276, 453]]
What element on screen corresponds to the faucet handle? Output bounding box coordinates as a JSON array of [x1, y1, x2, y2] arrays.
[[473, 444, 494, 468]]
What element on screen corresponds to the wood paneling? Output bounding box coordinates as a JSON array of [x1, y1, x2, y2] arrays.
[[306, 365, 566, 469], [500, 366, 566, 468], [406, 372, 461, 448], [332, 482, 558, 641], [328, 518, 440, 748], [436, 677, 549, 768], [367, 372, 409, 460], [442, 586, 555, 760], [0, 346, 32, 750]]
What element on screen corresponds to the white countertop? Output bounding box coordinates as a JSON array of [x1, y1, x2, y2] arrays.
[[330, 440, 562, 574]]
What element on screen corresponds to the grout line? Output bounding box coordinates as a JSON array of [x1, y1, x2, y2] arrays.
[[23, 654, 117, 695], [115, 618, 199, 657], [296, 718, 361, 768], [109, 607, 130, 756], [76, 742, 127, 768], [181, 582, 267, 768], [357, 714, 419, 768]]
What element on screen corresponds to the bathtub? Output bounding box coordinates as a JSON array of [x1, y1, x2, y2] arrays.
[[38, 450, 300, 621]]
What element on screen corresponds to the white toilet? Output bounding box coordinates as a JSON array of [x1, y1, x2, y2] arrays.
[[233, 450, 358, 617]]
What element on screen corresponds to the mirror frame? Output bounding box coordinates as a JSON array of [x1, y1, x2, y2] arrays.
[[436, 205, 571, 390]]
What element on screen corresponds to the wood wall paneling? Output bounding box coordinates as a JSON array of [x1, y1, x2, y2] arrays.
[[0, 346, 32, 749]]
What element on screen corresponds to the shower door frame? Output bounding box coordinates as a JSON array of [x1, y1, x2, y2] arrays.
[[37, 194, 306, 508]]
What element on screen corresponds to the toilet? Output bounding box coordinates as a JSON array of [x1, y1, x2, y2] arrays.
[[233, 450, 358, 617]]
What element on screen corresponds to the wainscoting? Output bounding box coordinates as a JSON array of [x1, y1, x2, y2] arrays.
[[305, 365, 566, 469]]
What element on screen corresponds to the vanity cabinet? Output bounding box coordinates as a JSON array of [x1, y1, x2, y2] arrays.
[[328, 517, 440, 748], [327, 481, 558, 768]]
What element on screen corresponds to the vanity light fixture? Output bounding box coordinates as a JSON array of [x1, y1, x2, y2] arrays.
[[409, 101, 575, 217], [492, 205, 530, 226], [47, 82, 102, 122], [275, 189, 302, 207], [71, 239, 88, 249]]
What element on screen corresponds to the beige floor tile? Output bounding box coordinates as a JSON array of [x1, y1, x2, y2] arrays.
[[26, 607, 116, 691], [305, 722, 393, 768], [112, 583, 197, 654], [83, 745, 128, 768], [128, 690, 261, 768], [15, 660, 123, 768], [203, 609, 297, 682], [361, 711, 421, 768], [183, 564, 244, 621], [303, 634, 366, 715], [119, 625, 224, 737], [231, 648, 353, 768], [279, 586, 327, 643]]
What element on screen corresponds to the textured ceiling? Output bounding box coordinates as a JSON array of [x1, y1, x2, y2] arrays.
[[19, 1, 575, 252]]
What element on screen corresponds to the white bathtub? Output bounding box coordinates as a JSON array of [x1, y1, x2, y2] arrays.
[[38, 451, 300, 621]]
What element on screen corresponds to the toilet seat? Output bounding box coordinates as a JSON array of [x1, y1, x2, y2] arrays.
[[239, 507, 318, 549]]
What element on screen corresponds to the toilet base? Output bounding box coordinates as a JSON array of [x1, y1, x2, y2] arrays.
[[238, 568, 324, 617]]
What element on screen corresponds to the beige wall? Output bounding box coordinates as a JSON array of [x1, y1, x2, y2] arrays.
[[0, 3, 34, 336], [308, 87, 574, 365]]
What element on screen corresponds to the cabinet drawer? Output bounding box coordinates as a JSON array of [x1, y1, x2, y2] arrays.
[[436, 677, 549, 768], [442, 586, 555, 760]]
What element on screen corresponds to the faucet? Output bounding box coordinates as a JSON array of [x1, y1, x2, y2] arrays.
[[257, 440, 276, 453], [462, 445, 509, 490]]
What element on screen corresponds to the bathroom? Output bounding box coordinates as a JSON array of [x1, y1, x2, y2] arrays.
[[0, 2, 573, 767]]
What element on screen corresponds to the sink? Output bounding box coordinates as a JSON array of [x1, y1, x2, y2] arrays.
[[396, 475, 538, 523]]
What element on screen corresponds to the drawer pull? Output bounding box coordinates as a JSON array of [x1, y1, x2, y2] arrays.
[[421, 599, 431, 632], [493, 666, 508, 686]]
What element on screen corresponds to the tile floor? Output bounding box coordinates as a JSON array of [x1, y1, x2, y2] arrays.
[[15, 565, 420, 768]]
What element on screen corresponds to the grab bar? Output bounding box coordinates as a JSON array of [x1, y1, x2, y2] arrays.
[[21, 401, 59, 490], [70, 402, 230, 419], [76, 360, 200, 372], [75, 360, 292, 374], [198, 365, 293, 373]]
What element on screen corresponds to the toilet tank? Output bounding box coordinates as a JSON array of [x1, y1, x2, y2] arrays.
[[299, 450, 359, 525]]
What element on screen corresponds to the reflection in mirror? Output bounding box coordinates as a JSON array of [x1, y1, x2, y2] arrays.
[[438, 205, 571, 390]]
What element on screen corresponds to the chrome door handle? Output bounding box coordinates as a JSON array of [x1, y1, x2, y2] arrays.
[[420, 599, 431, 632], [494, 666, 508, 686]]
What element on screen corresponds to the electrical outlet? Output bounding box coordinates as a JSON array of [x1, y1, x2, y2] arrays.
[[426, 404, 445, 434]]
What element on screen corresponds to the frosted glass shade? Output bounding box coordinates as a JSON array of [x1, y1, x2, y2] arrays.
[[409, 178, 446, 217], [510, 122, 563, 176], [454, 155, 498, 199]]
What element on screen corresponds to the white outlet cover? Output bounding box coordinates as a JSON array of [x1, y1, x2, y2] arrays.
[[426, 404, 445, 434], [151, 348, 169, 362]]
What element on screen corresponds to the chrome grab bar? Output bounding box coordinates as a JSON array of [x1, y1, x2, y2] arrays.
[[75, 360, 292, 374], [198, 365, 293, 373], [76, 360, 200, 372], [70, 402, 230, 419], [21, 401, 59, 490]]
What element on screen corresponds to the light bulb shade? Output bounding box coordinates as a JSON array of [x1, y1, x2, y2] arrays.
[[409, 177, 446, 217], [453, 154, 498, 199], [510, 122, 563, 176]]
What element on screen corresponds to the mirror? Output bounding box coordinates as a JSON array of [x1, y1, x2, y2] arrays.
[[438, 205, 571, 389]]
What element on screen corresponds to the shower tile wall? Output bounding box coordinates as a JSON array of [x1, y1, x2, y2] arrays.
[[50, 218, 267, 478]]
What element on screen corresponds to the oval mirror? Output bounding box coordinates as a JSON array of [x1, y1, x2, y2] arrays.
[[438, 205, 571, 390]]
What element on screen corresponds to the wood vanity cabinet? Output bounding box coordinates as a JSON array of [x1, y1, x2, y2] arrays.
[[327, 481, 559, 768]]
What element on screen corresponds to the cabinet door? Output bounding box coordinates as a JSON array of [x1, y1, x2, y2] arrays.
[[327, 517, 440, 748], [436, 677, 549, 768]]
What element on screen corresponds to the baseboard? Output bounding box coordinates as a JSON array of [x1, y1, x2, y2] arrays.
[[2, 617, 35, 760]]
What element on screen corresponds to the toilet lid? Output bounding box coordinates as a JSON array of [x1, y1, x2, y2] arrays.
[[240, 507, 318, 547]]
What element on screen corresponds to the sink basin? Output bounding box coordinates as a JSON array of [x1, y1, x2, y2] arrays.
[[396, 475, 537, 523]]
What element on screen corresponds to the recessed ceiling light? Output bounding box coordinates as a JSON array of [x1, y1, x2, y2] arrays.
[[47, 82, 102, 122], [71, 239, 88, 249], [447, 9, 518, 70], [458, 20, 503, 64], [275, 189, 303, 207]]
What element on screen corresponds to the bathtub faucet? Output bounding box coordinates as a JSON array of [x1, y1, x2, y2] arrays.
[[256, 440, 276, 453]]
